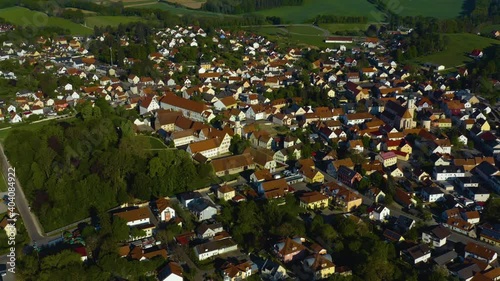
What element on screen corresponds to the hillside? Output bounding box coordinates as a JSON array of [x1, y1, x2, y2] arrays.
[[0, 7, 93, 35]]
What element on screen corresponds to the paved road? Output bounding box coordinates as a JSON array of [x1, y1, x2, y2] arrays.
[[0, 144, 48, 246]]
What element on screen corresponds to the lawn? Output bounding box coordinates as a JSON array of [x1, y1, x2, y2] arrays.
[[0, 7, 92, 35], [85, 16, 143, 27], [254, 0, 380, 23], [413, 33, 499, 69], [136, 135, 169, 149], [381, 0, 463, 19]]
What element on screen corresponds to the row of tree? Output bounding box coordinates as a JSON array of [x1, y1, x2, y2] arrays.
[[202, 0, 303, 14]]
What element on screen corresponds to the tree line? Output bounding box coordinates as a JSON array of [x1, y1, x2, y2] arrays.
[[201, 0, 303, 14], [310, 14, 368, 24]]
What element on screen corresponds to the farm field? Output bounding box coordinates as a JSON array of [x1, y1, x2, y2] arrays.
[[254, 0, 380, 23], [414, 33, 499, 68], [0, 7, 92, 35], [381, 0, 463, 19], [85, 16, 143, 27], [64, 8, 97, 15]]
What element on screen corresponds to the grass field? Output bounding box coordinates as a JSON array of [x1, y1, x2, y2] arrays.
[[248, 25, 352, 48], [382, 0, 463, 19], [0, 7, 92, 35], [320, 23, 370, 34], [133, 2, 228, 17], [255, 0, 380, 23], [85, 16, 143, 27], [414, 33, 499, 68]]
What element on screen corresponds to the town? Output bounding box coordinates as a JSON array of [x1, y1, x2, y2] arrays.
[[0, 17, 499, 281]]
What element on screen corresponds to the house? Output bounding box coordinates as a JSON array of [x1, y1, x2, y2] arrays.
[[479, 225, 500, 246], [250, 169, 273, 182], [300, 168, 325, 184], [465, 242, 498, 263], [462, 211, 481, 224], [376, 151, 398, 167], [261, 259, 288, 281], [368, 205, 390, 222], [156, 197, 176, 222], [158, 262, 183, 281], [211, 154, 255, 177], [188, 198, 218, 221], [324, 182, 363, 212], [303, 253, 336, 280], [367, 188, 386, 203], [214, 96, 238, 111], [139, 96, 160, 115], [421, 185, 445, 203], [160, 93, 213, 122], [470, 49, 483, 59], [443, 217, 476, 238], [258, 178, 288, 199], [396, 215, 416, 231], [337, 165, 362, 187], [217, 185, 236, 201], [196, 222, 224, 239], [401, 244, 431, 264], [194, 238, 238, 261], [434, 165, 465, 181], [421, 225, 451, 248], [221, 260, 255, 281], [274, 237, 307, 263], [299, 191, 329, 210], [395, 188, 416, 209], [114, 207, 150, 227]]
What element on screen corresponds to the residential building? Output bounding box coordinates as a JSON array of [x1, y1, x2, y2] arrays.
[[299, 191, 329, 210], [114, 207, 150, 227], [401, 244, 431, 264], [421, 225, 451, 248], [156, 198, 176, 222], [194, 238, 238, 261], [158, 262, 183, 281], [211, 153, 255, 177], [217, 185, 236, 201], [274, 237, 307, 263], [464, 242, 498, 263], [303, 254, 336, 280]]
